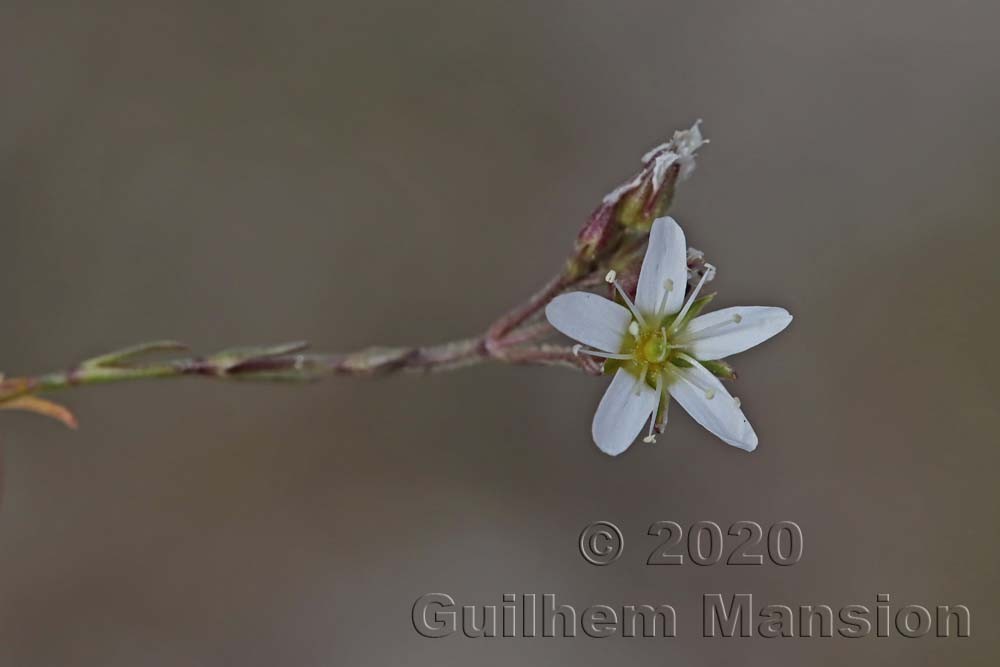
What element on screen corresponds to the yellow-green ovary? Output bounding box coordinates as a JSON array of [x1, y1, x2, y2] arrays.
[[618, 321, 680, 387]]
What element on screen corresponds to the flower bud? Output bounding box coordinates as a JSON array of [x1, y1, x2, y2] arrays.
[[573, 200, 620, 265], [607, 120, 707, 233], [605, 120, 707, 231], [571, 121, 707, 266]]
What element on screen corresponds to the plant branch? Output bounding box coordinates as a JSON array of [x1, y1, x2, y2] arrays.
[[0, 122, 707, 425], [0, 330, 600, 409]]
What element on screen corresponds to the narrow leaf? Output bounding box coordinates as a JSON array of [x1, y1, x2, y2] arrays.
[[83, 340, 189, 368], [0, 396, 79, 429]]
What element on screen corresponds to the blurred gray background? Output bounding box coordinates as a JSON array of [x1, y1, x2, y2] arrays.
[[1, 1, 997, 664]]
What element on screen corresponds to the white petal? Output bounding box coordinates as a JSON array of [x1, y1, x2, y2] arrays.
[[650, 151, 679, 192], [635, 216, 688, 317], [545, 293, 632, 353], [680, 307, 792, 361], [677, 156, 697, 182], [641, 142, 672, 163], [592, 368, 658, 456], [668, 362, 757, 451]]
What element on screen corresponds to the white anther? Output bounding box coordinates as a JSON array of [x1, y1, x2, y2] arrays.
[[643, 434, 657, 444], [704, 390, 716, 400], [571, 344, 583, 356], [733, 396, 741, 408], [604, 270, 617, 284], [628, 321, 640, 337]]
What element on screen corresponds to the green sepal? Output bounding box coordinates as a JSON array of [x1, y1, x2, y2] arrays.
[[616, 181, 655, 230], [701, 359, 737, 380], [616, 179, 677, 232], [603, 358, 624, 376], [655, 392, 671, 430], [682, 292, 715, 324]]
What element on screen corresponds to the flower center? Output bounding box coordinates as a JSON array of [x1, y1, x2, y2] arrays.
[[639, 327, 669, 364], [614, 319, 681, 388]]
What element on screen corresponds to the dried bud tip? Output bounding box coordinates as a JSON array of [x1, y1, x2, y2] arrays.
[[607, 120, 708, 232]]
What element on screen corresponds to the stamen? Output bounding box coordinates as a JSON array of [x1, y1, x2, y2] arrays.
[[643, 373, 664, 443], [608, 279, 646, 329], [670, 263, 715, 334], [674, 312, 742, 344], [676, 352, 702, 368], [573, 346, 633, 360], [675, 352, 718, 400], [628, 321, 640, 338], [733, 396, 741, 408], [604, 270, 617, 283]]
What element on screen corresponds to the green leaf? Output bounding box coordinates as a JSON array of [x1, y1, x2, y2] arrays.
[[0, 395, 78, 429], [82, 340, 188, 368], [208, 341, 310, 369]]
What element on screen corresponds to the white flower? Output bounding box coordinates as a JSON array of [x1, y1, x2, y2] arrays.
[[545, 216, 791, 456]]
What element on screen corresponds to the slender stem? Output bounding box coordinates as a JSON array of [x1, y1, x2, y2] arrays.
[[495, 320, 554, 347], [484, 265, 582, 351], [0, 331, 601, 405], [492, 344, 603, 374]]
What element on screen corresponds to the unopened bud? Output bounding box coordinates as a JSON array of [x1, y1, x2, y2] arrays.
[[608, 120, 706, 232], [571, 121, 707, 263], [614, 170, 677, 231], [573, 201, 621, 264]]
